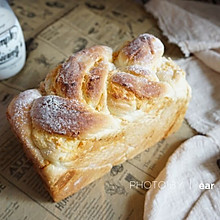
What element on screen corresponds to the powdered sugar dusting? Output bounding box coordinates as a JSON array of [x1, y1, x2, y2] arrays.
[[56, 46, 113, 100], [139, 33, 164, 57], [112, 72, 162, 98], [30, 95, 99, 137], [126, 65, 159, 82], [116, 33, 164, 67], [123, 34, 161, 58], [11, 89, 42, 134]]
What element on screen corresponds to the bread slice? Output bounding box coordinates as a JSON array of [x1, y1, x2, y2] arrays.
[[7, 34, 191, 202]]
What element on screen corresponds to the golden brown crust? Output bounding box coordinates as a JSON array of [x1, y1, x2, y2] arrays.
[[30, 95, 113, 138], [54, 46, 112, 101], [122, 35, 155, 60], [114, 33, 164, 67], [6, 90, 47, 168], [46, 165, 111, 202], [125, 65, 159, 81], [56, 56, 85, 99], [84, 60, 109, 108], [111, 72, 164, 99], [6, 33, 191, 202]]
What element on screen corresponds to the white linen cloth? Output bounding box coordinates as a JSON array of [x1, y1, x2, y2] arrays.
[[143, 0, 220, 219], [186, 180, 220, 220], [177, 57, 220, 135], [145, 0, 220, 73], [144, 129, 220, 220]]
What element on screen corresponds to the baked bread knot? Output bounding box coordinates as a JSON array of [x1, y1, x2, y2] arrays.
[[7, 33, 191, 202]]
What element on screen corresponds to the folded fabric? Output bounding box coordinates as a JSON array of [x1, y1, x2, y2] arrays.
[[194, 49, 220, 74], [143, 129, 220, 220], [145, 0, 220, 73], [186, 180, 220, 220], [176, 57, 220, 135]]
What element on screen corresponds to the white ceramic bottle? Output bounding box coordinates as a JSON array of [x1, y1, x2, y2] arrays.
[[0, 0, 26, 80]]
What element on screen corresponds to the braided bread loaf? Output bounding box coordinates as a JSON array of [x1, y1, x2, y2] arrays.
[[7, 34, 191, 202]]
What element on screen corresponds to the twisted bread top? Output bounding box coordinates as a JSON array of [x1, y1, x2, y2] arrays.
[[30, 34, 182, 140]]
